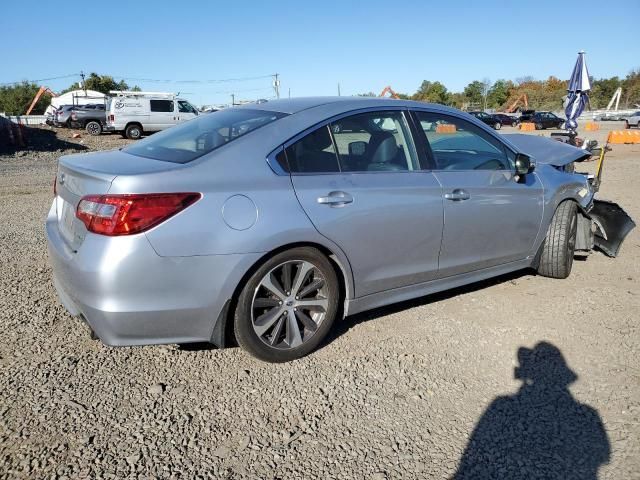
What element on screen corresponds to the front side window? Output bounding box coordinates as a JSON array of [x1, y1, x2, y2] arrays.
[[414, 111, 511, 171], [150, 99, 174, 112], [178, 100, 198, 114], [125, 108, 287, 163]]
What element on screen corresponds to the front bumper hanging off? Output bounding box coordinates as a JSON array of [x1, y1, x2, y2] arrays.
[[589, 200, 636, 257]]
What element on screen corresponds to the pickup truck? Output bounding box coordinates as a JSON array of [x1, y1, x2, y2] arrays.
[[70, 104, 107, 136]]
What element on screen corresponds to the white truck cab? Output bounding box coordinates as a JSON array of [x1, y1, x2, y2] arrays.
[[105, 91, 199, 139]]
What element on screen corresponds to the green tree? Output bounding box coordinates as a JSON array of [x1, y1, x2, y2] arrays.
[[412, 80, 450, 104], [463, 80, 485, 105], [486, 79, 513, 108], [622, 69, 640, 108], [61, 73, 135, 95], [589, 76, 621, 109], [0, 82, 52, 115]]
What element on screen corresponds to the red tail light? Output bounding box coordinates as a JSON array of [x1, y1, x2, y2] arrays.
[[108, 114, 115, 122], [76, 193, 201, 236]]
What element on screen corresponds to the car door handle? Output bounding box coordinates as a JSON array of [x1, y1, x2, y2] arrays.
[[444, 189, 470, 201], [317, 191, 353, 207]]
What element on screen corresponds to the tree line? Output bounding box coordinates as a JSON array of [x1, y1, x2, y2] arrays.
[[0, 73, 139, 115], [2, 70, 639, 116], [367, 68, 640, 112]]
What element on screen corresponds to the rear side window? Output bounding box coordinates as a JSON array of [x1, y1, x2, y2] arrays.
[[124, 108, 287, 163], [285, 126, 340, 173], [150, 100, 174, 112]]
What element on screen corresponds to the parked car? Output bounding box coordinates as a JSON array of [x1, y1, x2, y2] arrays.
[[105, 91, 199, 139], [624, 111, 640, 129], [468, 111, 502, 130], [70, 104, 106, 136], [46, 98, 634, 362], [493, 113, 519, 127], [521, 111, 565, 130], [54, 105, 78, 127]]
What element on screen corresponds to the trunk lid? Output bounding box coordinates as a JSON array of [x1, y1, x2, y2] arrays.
[[55, 149, 184, 250]]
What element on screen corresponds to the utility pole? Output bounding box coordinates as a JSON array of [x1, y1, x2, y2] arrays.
[[273, 73, 280, 99], [231, 94, 235, 106], [337, 83, 341, 96], [80, 70, 86, 92]]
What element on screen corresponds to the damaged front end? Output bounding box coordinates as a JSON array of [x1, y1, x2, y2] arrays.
[[505, 133, 636, 257], [579, 144, 636, 257], [587, 200, 636, 257]]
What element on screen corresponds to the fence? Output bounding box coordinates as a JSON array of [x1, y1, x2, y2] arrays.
[[0, 114, 47, 125]]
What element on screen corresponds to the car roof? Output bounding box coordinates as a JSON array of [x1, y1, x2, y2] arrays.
[[234, 96, 464, 115]]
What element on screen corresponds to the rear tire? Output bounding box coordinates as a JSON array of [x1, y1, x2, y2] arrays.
[[125, 124, 143, 140], [234, 247, 339, 362], [537, 201, 578, 279], [85, 120, 102, 136]]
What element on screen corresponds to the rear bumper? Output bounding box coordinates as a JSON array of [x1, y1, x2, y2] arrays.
[[45, 201, 261, 346]]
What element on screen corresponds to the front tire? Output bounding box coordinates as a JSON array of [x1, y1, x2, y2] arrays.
[[535, 123, 543, 130], [494, 122, 501, 130], [234, 247, 339, 362], [537, 201, 578, 279]]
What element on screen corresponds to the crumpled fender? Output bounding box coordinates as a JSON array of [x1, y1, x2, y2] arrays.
[[588, 200, 636, 257], [503, 134, 591, 167]]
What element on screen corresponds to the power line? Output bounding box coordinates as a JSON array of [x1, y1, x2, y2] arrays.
[[0, 73, 79, 86], [111, 74, 275, 84]]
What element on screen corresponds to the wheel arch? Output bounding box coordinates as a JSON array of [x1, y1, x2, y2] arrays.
[[213, 240, 354, 348]]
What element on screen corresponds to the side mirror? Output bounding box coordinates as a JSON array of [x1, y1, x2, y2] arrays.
[[515, 153, 535, 175]]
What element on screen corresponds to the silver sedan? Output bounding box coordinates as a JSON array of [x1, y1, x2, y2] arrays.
[[46, 97, 634, 362]]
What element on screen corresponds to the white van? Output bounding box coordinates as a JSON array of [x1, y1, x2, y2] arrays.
[[105, 91, 199, 139]]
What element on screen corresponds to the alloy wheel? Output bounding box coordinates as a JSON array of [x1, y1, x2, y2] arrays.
[[251, 260, 329, 350]]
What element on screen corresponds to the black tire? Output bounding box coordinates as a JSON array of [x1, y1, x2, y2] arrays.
[[494, 122, 501, 130], [624, 121, 630, 129], [234, 247, 339, 362], [125, 124, 143, 140], [537, 201, 578, 279], [85, 120, 102, 136]]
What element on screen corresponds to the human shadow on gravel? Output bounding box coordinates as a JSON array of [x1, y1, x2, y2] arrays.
[[452, 342, 610, 480]]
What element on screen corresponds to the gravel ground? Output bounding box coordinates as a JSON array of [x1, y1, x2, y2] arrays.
[[0, 124, 638, 479]]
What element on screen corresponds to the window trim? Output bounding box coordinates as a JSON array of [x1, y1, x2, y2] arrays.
[[266, 106, 430, 176], [409, 108, 516, 173]]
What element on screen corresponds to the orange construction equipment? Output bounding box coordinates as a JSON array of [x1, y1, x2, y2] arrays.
[[519, 122, 536, 131], [504, 93, 529, 113], [25, 86, 57, 115], [379, 86, 400, 99], [584, 122, 599, 131], [607, 130, 640, 144]]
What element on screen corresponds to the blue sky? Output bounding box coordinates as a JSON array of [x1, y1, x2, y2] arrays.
[[2, 0, 638, 106]]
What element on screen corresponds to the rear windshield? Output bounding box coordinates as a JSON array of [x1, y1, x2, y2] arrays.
[[124, 108, 287, 163]]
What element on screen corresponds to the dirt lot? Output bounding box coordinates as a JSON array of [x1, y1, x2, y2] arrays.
[[0, 123, 638, 479]]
